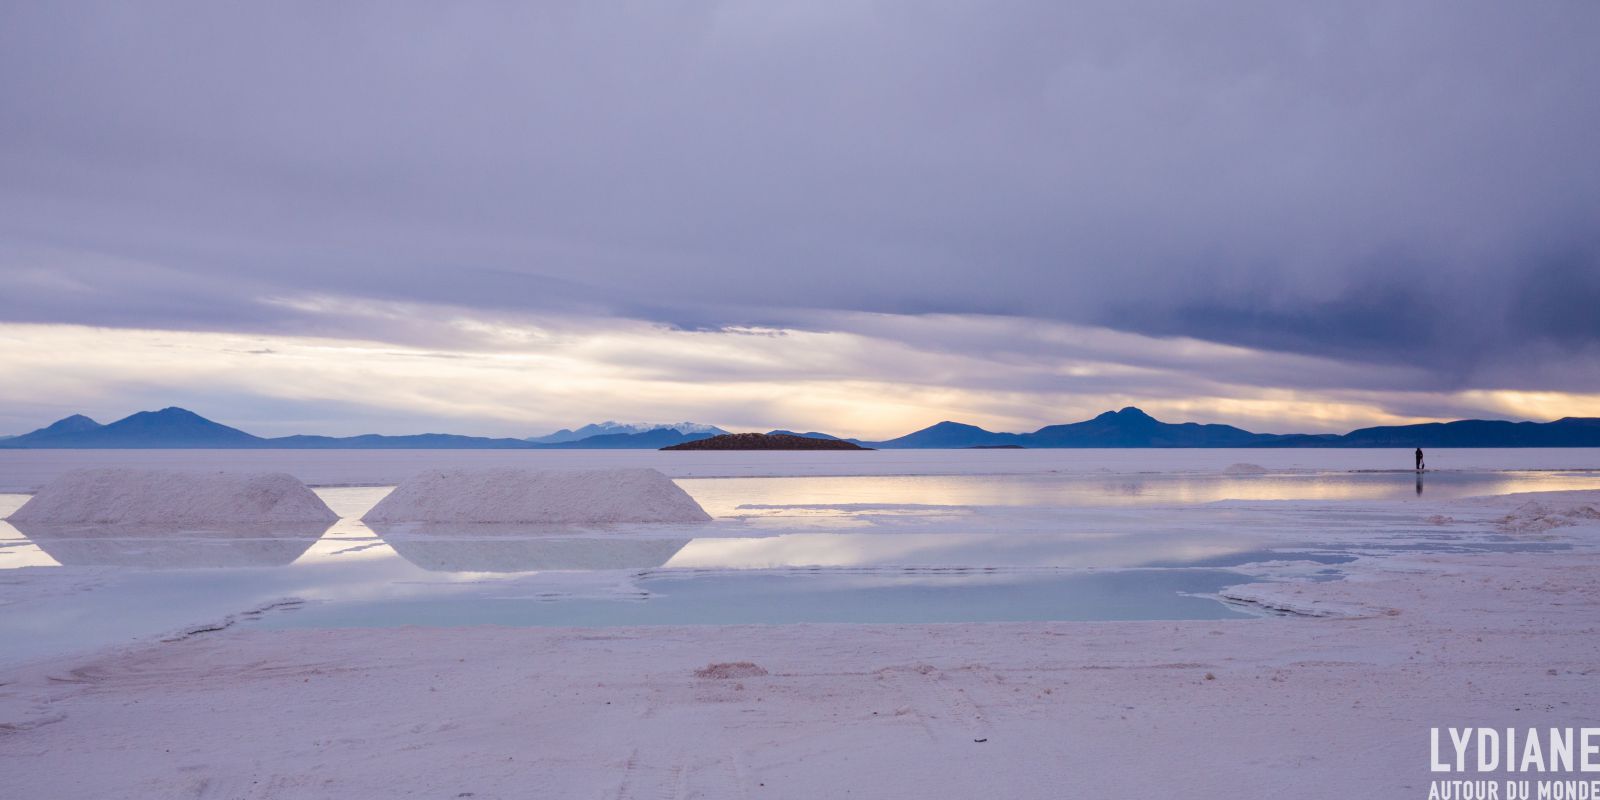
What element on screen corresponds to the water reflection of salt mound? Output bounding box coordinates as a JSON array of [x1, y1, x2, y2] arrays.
[[10, 521, 330, 568], [8, 469, 337, 526], [362, 468, 711, 525], [376, 532, 691, 572]]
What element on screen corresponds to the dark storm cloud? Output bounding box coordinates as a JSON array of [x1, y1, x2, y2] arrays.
[[2, 2, 1598, 393]]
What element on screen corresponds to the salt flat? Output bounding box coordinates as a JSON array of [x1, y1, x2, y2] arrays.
[[0, 452, 1597, 798], [1, 547, 1595, 798], [5, 447, 1600, 491]]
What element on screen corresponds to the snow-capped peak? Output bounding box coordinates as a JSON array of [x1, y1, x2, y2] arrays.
[[526, 421, 728, 443]]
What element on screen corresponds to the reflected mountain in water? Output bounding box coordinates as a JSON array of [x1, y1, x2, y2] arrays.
[[10, 521, 332, 568], [367, 524, 691, 572]]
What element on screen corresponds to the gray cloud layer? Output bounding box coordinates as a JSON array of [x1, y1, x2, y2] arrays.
[[3, 2, 1598, 395]]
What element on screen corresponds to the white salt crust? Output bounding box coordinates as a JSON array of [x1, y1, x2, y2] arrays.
[[7, 468, 337, 526]]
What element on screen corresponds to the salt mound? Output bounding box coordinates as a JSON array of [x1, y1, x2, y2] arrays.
[[8, 469, 337, 526], [1224, 463, 1269, 474], [694, 662, 768, 679], [1496, 499, 1600, 533], [362, 468, 711, 525]]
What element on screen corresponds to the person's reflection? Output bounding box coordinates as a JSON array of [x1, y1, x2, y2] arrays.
[[1415, 471, 1424, 496]]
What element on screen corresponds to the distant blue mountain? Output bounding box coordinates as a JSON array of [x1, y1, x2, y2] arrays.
[[531, 429, 720, 449], [869, 408, 1275, 448], [868, 421, 1024, 449], [1027, 407, 1269, 447], [0, 408, 533, 449], [1, 408, 260, 448], [2, 406, 1598, 449], [866, 407, 1600, 448], [761, 428, 864, 448], [0, 409, 727, 450], [8, 413, 104, 445], [528, 421, 727, 444], [1267, 417, 1600, 448], [269, 433, 537, 449]]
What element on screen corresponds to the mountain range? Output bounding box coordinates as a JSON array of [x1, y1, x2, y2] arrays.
[[526, 421, 728, 444], [0, 408, 734, 450], [868, 407, 1600, 448], [2, 406, 1598, 449]]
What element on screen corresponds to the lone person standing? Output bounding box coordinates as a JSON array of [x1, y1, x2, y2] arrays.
[[1415, 447, 1425, 472]]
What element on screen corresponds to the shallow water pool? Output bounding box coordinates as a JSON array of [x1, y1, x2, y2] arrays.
[[681, 469, 1600, 514], [0, 465, 1593, 664], [256, 568, 1254, 628]]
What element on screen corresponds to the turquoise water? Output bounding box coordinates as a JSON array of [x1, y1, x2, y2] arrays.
[[258, 568, 1255, 629], [256, 569, 1254, 630]]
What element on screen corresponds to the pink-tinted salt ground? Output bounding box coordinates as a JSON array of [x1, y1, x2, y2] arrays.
[[1, 544, 1596, 799]]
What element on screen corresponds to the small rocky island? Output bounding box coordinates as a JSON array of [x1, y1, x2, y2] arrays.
[[661, 433, 871, 451]]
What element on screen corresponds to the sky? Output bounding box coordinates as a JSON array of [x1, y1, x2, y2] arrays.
[[2, 2, 1599, 439]]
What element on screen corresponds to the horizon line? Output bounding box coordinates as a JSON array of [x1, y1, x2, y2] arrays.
[[6, 403, 1595, 444]]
